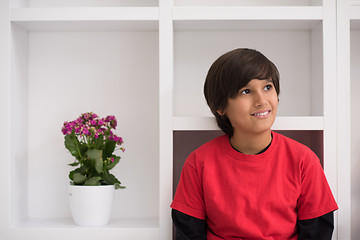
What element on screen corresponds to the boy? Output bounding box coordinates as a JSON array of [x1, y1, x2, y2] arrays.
[[171, 48, 338, 239]]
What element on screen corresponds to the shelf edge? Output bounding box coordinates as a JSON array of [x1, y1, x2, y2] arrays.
[[173, 6, 323, 20], [173, 116, 324, 131], [13, 217, 159, 229], [10, 7, 160, 21]]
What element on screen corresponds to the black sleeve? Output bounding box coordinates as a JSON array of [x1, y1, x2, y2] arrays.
[[172, 209, 207, 240], [172, 209, 334, 240], [297, 211, 334, 240]]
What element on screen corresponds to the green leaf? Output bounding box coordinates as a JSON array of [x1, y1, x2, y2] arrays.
[[68, 161, 79, 167], [101, 171, 120, 185], [115, 183, 126, 189], [64, 135, 81, 159], [103, 140, 116, 159], [101, 171, 125, 189], [84, 176, 101, 186], [65, 134, 87, 161], [72, 172, 87, 184], [75, 165, 89, 175], [86, 149, 103, 174], [104, 155, 120, 170]]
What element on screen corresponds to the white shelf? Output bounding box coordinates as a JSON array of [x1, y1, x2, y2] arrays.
[[173, 6, 323, 20], [174, 19, 322, 31], [173, 116, 324, 131], [10, 7, 159, 31], [272, 116, 323, 130], [11, 7, 159, 21], [16, 217, 158, 229], [11, 218, 159, 240], [173, 117, 218, 130], [174, 0, 323, 7], [12, 0, 158, 8], [173, 6, 322, 30]]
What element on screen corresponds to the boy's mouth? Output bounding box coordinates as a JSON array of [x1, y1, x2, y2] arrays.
[[251, 110, 271, 117]]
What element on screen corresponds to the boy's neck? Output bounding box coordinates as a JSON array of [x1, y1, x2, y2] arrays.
[[230, 130, 272, 155]]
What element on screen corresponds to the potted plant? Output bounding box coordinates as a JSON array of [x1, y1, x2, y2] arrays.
[[61, 112, 125, 226]]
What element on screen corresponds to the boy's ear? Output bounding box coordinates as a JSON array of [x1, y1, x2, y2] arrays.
[[217, 109, 226, 116]]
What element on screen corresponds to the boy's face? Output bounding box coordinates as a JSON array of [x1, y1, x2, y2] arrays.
[[219, 78, 278, 137]]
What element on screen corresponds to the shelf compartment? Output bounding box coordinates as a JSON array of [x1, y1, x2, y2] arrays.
[[10, 7, 159, 31], [173, 116, 324, 131], [10, 25, 159, 228], [174, 20, 323, 117], [173, 6, 323, 21]]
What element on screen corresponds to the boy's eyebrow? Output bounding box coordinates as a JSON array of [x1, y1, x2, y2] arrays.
[[239, 78, 274, 90], [245, 78, 273, 86]]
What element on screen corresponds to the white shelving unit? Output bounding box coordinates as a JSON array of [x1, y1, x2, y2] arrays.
[[0, 0, 353, 239]]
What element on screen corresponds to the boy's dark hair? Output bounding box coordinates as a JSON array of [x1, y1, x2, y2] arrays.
[[203, 48, 280, 136]]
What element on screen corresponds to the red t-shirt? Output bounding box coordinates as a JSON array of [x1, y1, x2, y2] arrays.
[[171, 131, 338, 240]]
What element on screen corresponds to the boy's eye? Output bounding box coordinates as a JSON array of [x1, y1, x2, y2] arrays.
[[264, 85, 273, 91], [240, 89, 250, 95]]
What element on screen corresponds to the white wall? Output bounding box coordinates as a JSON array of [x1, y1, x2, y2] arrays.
[[174, 29, 316, 117]]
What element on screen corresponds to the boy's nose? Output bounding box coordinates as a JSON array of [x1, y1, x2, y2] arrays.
[[254, 92, 267, 107]]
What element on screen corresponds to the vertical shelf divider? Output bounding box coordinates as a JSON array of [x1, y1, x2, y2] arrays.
[[0, 1, 10, 235], [322, 2, 339, 239], [337, 0, 352, 239], [159, 0, 174, 239]]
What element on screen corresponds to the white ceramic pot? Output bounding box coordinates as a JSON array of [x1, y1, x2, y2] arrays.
[[69, 184, 115, 227]]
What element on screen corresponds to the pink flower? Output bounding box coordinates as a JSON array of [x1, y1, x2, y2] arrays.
[[61, 127, 68, 135], [74, 126, 82, 134], [108, 134, 114, 141], [82, 128, 89, 135]]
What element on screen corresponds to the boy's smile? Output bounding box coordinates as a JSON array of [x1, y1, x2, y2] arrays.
[[251, 109, 272, 118], [220, 78, 278, 137]]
